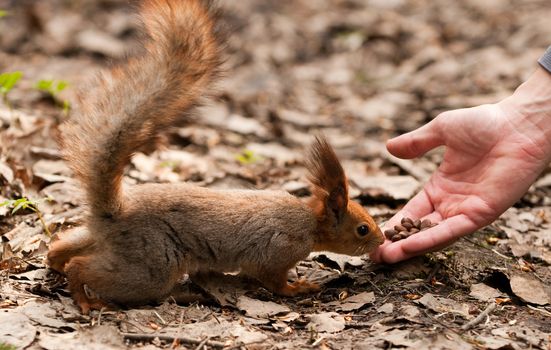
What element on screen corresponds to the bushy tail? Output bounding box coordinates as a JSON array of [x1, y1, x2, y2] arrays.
[[60, 0, 222, 218]]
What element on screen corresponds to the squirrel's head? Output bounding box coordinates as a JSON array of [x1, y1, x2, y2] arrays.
[[306, 136, 385, 256]]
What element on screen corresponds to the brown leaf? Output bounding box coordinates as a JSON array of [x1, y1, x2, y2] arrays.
[[509, 272, 550, 305]]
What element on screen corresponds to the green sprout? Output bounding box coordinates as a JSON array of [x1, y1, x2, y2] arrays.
[[159, 160, 180, 170], [0, 197, 51, 236], [35, 79, 71, 115], [0, 71, 23, 108], [0, 342, 18, 350], [0, 10, 8, 18], [235, 149, 262, 165]]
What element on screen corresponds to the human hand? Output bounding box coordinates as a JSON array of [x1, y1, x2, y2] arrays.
[[371, 68, 551, 264]]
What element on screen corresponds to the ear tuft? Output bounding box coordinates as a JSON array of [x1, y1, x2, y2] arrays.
[[305, 135, 348, 222]]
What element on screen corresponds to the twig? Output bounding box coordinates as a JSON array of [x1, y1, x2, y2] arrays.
[[154, 311, 167, 325], [421, 310, 457, 333], [35, 209, 52, 237], [311, 336, 326, 347], [366, 277, 383, 295], [462, 237, 513, 260], [526, 305, 551, 317], [461, 302, 496, 331], [122, 333, 227, 349], [194, 336, 210, 350], [491, 249, 513, 260]]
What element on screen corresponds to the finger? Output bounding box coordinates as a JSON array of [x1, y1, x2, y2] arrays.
[[386, 120, 444, 159], [377, 214, 478, 264], [369, 239, 391, 263]]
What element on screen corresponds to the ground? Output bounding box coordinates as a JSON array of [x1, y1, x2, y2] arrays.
[[0, 0, 550, 349]]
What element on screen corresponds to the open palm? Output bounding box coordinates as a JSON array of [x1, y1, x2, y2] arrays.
[[371, 102, 551, 263]]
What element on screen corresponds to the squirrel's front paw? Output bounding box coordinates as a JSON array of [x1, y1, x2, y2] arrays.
[[277, 278, 320, 297]]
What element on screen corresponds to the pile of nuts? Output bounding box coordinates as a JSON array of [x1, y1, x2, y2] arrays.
[[384, 217, 437, 242]]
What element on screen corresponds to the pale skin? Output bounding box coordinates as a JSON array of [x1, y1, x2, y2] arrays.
[[371, 66, 551, 264]]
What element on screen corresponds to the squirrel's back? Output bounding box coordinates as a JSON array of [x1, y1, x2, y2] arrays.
[[60, 0, 222, 219]]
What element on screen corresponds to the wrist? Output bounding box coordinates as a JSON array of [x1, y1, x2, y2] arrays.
[[498, 66, 551, 160]]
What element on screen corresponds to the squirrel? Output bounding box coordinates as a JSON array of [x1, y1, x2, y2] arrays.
[[46, 0, 385, 314]]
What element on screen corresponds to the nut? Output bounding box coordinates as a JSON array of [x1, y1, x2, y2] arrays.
[[384, 229, 397, 239], [401, 217, 413, 226], [420, 219, 432, 230], [386, 217, 438, 242], [394, 224, 407, 232]]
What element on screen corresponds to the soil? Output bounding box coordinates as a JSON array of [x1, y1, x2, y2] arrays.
[[1, 0, 550, 349]]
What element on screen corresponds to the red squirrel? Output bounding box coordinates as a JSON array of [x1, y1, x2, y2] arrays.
[[46, 0, 385, 314]]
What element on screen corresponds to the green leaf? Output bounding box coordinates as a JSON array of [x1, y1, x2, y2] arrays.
[[2, 197, 38, 214], [235, 149, 262, 165], [56, 80, 68, 92], [35, 79, 53, 92], [11, 202, 25, 214], [0, 71, 23, 95], [0, 342, 18, 350], [0, 10, 8, 18], [35, 79, 69, 96]]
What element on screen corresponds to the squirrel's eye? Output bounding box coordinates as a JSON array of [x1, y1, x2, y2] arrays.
[[357, 225, 369, 236]]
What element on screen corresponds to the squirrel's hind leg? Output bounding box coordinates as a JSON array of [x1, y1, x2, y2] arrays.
[[47, 227, 93, 272], [257, 268, 320, 297], [64, 256, 113, 314]]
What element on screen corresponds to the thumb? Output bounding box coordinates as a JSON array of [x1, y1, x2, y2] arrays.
[[386, 119, 444, 159]]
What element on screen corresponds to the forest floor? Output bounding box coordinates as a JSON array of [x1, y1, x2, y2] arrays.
[[0, 0, 550, 349]]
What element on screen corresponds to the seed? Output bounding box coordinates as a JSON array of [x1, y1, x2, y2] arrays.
[[398, 232, 409, 240], [394, 224, 407, 232], [389, 217, 438, 242], [401, 217, 413, 226], [420, 219, 432, 230], [384, 229, 397, 239]]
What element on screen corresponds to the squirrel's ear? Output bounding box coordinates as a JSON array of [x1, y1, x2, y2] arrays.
[[306, 135, 348, 223]]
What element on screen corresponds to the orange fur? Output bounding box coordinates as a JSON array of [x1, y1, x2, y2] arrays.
[[48, 1, 384, 314], [59, 0, 222, 218], [306, 136, 384, 255]]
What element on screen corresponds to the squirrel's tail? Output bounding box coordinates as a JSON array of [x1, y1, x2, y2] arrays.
[[60, 0, 222, 218]]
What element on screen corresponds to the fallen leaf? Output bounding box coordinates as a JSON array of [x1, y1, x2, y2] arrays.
[[21, 300, 74, 329], [509, 272, 550, 305], [469, 283, 503, 302], [352, 175, 420, 200], [225, 114, 268, 137], [307, 312, 345, 333], [77, 29, 126, 58], [377, 302, 394, 314], [417, 293, 472, 318], [0, 160, 14, 183], [38, 325, 123, 350], [236, 295, 290, 318], [0, 311, 37, 348], [311, 252, 364, 272], [328, 292, 375, 312]]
